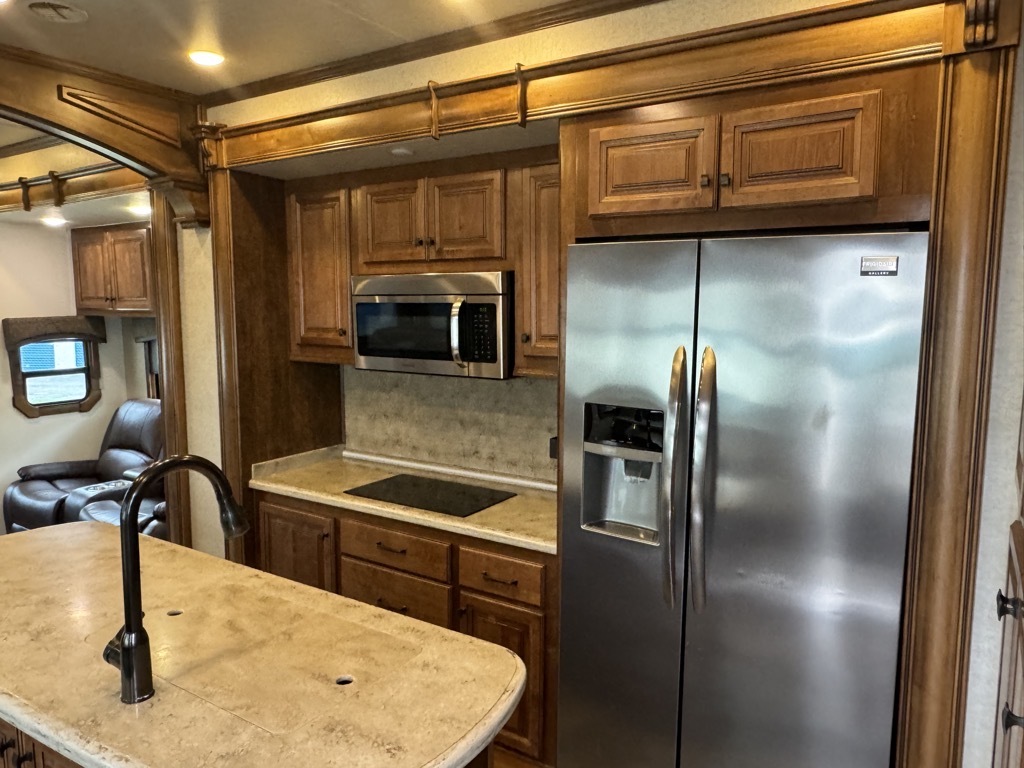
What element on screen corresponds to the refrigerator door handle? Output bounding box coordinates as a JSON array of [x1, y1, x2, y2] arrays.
[[690, 345, 716, 613], [662, 345, 688, 607], [450, 299, 466, 367]]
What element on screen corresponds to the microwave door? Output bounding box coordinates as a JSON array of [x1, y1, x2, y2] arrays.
[[354, 295, 460, 362]]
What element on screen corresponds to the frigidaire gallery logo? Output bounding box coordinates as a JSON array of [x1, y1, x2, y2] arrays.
[[860, 256, 899, 277]]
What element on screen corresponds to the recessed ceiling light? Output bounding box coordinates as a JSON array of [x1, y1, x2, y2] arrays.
[[128, 203, 152, 217], [188, 50, 225, 67], [41, 214, 67, 227]]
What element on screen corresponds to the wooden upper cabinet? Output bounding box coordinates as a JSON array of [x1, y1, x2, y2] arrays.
[[71, 224, 152, 314], [287, 188, 353, 364], [588, 115, 717, 216], [720, 91, 880, 208], [355, 170, 504, 269], [429, 169, 503, 261], [516, 164, 560, 376], [354, 179, 427, 264]]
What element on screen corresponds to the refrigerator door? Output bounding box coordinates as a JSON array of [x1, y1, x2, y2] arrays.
[[559, 241, 698, 768], [679, 233, 928, 768]]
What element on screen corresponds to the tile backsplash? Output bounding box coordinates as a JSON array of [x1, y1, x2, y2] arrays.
[[343, 368, 558, 482]]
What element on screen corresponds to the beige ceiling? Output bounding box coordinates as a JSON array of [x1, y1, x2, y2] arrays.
[[0, 0, 598, 96]]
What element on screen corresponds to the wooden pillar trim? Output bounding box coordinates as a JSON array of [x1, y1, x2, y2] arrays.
[[897, 43, 1017, 768]]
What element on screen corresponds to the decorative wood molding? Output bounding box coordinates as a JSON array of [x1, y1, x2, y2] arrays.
[[895, 43, 1017, 768], [47, 171, 64, 207], [17, 177, 29, 210], [147, 176, 210, 228], [964, 0, 1001, 46], [199, 0, 674, 107], [0, 164, 147, 213], [58, 86, 182, 147], [428, 81, 440, 141], [0, 134, 63, 159], [191, 121, 226, 172], [218, 4, 948, 169]]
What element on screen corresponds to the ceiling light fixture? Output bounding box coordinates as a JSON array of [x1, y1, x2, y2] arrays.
[[41, 214, 67, 227], [188, 50, 224, 67]]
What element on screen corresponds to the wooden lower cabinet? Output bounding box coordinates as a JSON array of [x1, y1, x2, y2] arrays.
[[255, 491, 558, 766], [258, 499, 337, 591], [0, 718, 82, 768], [459, 592, 545, 760]]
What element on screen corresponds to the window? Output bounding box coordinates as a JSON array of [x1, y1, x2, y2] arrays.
[[2, 316, 106, 418], [20, 339, 89, 405]]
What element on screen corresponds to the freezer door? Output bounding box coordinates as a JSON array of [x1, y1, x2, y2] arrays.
[[679, 232, 928, 768], [559, 241, 697, 768]]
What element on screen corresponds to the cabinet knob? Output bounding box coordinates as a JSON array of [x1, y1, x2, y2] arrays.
[[428, 237, 436, 247], [719, 173, 732, 187], [997, 589, 1020, 620], [521, 333, 531, 343], [415, 238, 425, 246], [699, 174, 711, 188], [337, 328, 347, 337], [1004, 702, 1024, 732]]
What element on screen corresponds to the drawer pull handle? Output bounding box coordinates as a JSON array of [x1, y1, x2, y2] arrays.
[[482, 571, 518, 587], [376, 541, 407, 556], [15, 753, 33, 767], [376, 597, 409, 614], [1004, 702, 1024, 732], [0, 738, 15, 756]]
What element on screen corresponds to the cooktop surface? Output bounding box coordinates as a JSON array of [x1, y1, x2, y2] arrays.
[[345, 474, 516, 517]]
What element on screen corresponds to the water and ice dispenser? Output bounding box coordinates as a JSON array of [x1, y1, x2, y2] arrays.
[[580, 403, 664, 544]]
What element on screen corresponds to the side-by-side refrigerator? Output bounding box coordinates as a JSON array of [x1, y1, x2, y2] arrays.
[[558, 233, 928, 768]]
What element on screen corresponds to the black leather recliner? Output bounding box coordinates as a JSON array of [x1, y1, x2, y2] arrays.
[[2, 398, 163, 532]]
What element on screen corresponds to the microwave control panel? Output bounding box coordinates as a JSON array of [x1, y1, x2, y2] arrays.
[[461, 303, 498, 363]]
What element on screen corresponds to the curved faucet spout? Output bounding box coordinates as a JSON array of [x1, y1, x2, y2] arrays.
[[105, 454, 250, 704]]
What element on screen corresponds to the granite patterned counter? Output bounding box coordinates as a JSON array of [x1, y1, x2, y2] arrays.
[[249, 450, 557, 555], [0, 523, 525, 768]]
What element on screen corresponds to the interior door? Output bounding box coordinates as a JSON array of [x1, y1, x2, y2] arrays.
[[679, 233, 928, 768]]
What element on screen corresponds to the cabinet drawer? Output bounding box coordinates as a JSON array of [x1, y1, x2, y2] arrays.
[[339, 519, 451, 581], [341, 557, 452, 628], [459, 547, 544, 607]]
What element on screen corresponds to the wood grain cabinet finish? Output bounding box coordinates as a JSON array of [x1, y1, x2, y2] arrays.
[[459, 546, 545, 608], [341, 556, 452, 627], [994, 520, 1024, 767], [720, 91, 880, 209], [258, 500, 337, 592], [516, 164, 561, 377], [355, 170, 503, 269], [459, 592, 545, 760], [72, 224, 152, 315], [286, 188, 353, 364], [0, 718, 83, 768], [339, 518, 450, 581], [588, 115, 718, 216]]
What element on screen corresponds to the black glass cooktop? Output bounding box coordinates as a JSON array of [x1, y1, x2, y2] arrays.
[[345, 474, 516, 517]]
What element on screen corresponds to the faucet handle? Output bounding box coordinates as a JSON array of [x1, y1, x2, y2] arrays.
[[103, 625, 126, 669]]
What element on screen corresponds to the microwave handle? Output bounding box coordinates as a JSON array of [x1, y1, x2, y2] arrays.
[[450, 299, 467, 367]]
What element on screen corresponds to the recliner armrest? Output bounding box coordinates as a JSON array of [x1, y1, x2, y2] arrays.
[[63, 481, 133, 522], [18, 460, 98, 481]]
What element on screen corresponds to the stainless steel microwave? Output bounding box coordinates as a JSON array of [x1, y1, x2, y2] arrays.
[[350, 271, 513, 379]]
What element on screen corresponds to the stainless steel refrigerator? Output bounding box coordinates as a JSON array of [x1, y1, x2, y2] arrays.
[[558, 233, 928, 768]]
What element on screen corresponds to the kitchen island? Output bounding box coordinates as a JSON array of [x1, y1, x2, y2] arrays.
[[0, 523, 524, 768]]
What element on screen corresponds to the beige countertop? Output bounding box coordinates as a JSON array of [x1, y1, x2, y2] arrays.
[[0, 523, 525, 768], [249, 449, 558, 554]]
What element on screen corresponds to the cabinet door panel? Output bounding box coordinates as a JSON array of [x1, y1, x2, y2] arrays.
[[259, 501, 336, 591], [587, 115, 717, 216], [24, 736, 83, 768], [355, 179, 426, 265], [72, 233, 110, 311], [429, 170, 503, 261], [517, 165, 560, 372], [341, 557, 452, 628], [459, 592, 544, 759], [720, 91, 880, 208], [288, 190, 351, 360], [108, 228, 152, 310]]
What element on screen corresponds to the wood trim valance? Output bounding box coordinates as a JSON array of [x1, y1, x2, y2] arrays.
[[2, 315, 107, 351]]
